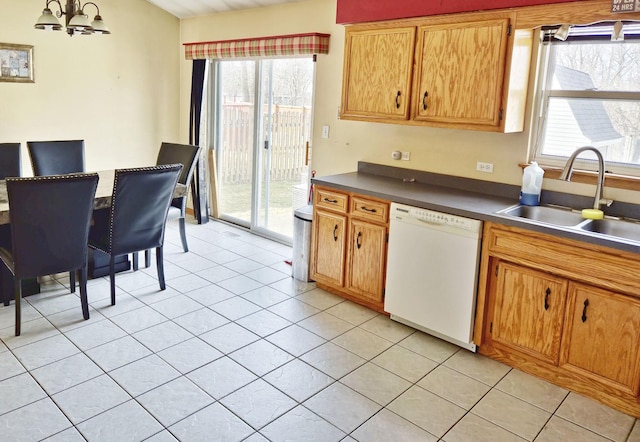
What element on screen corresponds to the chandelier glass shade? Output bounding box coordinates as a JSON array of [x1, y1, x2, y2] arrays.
[[35, 0, 110, 36]]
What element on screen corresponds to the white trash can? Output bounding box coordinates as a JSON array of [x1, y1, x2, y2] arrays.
[[292, 205, 314, 282]]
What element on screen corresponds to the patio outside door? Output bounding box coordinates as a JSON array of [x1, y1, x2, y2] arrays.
[[213, 58, 315, 243]]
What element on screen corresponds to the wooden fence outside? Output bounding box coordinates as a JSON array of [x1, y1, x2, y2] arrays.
[[219, 103, 311, 184]]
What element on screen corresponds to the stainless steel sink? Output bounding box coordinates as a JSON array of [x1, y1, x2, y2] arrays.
[[577, 218, 640, 242], [497, 204, 640, 244], [497, 205, 586, 227]]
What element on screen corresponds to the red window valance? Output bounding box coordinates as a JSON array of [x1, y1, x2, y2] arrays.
[[184, 32, 330, 60]]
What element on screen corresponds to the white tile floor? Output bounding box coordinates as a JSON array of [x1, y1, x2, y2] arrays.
[[1, 219, 639, 442]]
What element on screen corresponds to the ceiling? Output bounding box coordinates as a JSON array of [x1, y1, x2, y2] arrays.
[[147, 0, 309, 19]]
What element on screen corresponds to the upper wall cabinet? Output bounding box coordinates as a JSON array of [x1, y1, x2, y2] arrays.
[[412, 16, 508, 127], [340, 11, 533, 133], [340, 25, 416, 120]]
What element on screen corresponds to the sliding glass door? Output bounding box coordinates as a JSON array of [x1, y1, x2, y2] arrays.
[[215, 60, 256, 227], [212, 57, 315, 243]]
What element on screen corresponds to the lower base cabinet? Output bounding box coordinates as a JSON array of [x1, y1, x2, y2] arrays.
[[345, 219, 387, 303], [310, 186, 389, 312], [311, 210, 347, 287], [477, 222, 640, 417], [560, 283, 640, 397], [492, 261, 567, 365]]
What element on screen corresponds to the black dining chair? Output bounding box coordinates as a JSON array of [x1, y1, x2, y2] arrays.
[[27, 140, 85, 176], [0, 143, 21, 179], [88, 164, 183, 306], [0, 173, 99, 336], [133, 142, 201, 270], [27, 139, 86, 290]]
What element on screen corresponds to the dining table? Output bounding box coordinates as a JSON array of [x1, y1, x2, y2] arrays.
[[0, 169, 187, 225]]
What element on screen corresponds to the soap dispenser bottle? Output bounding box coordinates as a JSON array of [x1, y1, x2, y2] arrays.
[[520, 162, 544, 206]]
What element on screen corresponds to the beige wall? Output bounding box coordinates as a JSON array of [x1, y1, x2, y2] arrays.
[[0, 0, 181, 174], [179, 0, 640, 205]]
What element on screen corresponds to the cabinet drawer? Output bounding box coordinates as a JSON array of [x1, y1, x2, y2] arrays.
[[350, 196, 389, 223], [316, 188, 348, 213]]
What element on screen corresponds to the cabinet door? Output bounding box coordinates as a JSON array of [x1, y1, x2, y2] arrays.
[[346, 219, 387, 302], [492, 262, 568, 364], [412, 17, 510, 127], [311, 210, 347, 287], [560, 283, 640, 395], [341, 25, 415, 120]]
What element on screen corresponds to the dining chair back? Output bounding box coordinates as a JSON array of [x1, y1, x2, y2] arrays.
[[133, 142, 201, 270], [88, 164, 183, 305], [0, 143, 21, 179], [27, 140, 85, 176], [0, 173, 99, 335], [26, 139, 86, 291], [157, 142, 201, 249]]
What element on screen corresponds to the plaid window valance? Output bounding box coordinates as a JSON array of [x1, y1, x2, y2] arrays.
[[184, 32, 330, 60]]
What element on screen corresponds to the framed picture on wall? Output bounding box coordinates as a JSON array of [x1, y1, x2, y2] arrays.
[[0, 43, 34, 83]]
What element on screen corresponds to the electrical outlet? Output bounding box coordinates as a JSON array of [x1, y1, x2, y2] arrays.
[[476, 161, 494, 173], [391, 151, 402, 160], [321, 125, 330, 139], [401, 151, 411, 161]]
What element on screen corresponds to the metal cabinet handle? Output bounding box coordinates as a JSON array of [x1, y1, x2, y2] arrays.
[[324, 197, 338, 204], [395, 91, 401, 109], [544, 287, 550, 310], [581, 299, 589, 323], [360, 206, 377, 213], [333, 225, 338, 241], [356, 231, 362, 249], [422, 91, 428, 110]]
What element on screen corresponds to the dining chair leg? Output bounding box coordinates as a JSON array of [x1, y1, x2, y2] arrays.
[[144, 250, 151, 268], [132, 252, 138, 271], [14, 280, 22, 336], [79, 266, 90, 320], [179, 217, 188, 252], [156, 246, 166, 290], [2, 271, 9, 306], [69, 270, 76, 293], [109, 256, 116, 306]]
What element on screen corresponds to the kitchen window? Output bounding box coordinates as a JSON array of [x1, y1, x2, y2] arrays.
[[532, 22, 640, 176]]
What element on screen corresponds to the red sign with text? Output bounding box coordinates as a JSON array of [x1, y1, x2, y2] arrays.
[[611, 0, 640, 12]]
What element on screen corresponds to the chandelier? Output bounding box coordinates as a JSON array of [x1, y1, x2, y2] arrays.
[[35, 0, 110, 36]]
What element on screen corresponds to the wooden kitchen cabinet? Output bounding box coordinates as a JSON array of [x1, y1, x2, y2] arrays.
[[560, 283, 640, 396], [341, 24, 416, 120], [492, 261, 567, 365], [345, 219, 387, 303], [311, 209, 347, 287], [310, 186, 389, 312], [412, 16, 510, 127], [476, 222, 640, 417], [340, 11, 531, 132]]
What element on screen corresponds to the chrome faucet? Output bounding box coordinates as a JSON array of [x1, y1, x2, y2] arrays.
[[559, 146, 613, 210]]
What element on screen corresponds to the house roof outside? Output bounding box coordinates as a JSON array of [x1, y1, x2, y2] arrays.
[[552, 64, 622, 144]]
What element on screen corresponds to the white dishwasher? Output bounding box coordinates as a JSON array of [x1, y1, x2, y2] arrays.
[[384, 202, 482, 352]]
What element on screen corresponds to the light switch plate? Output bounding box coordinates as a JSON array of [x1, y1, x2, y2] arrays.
[[321, 125, 330, 139]]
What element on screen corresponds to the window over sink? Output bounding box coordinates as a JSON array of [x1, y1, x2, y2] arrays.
[[531, 22, 640, 176]]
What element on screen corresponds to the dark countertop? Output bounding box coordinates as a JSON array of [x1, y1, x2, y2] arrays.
[[312, 162, 640, 255]]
